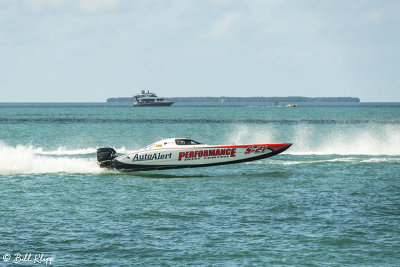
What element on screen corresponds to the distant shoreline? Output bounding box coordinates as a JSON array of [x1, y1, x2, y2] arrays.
[[107, 96, 360, 103]]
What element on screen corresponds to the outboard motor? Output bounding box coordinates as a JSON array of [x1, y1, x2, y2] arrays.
[[97, 147, 116, 167]]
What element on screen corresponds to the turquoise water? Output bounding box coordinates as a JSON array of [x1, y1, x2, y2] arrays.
[[0, 102, 399, 266]]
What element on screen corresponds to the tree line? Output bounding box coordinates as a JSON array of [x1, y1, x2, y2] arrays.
[[107, 96, 360, 103]]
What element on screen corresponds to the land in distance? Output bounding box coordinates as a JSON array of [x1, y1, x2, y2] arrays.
[[107, 96, 360, 103]]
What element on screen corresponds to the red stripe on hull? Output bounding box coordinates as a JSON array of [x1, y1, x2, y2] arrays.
[[198, 143, 291, 151]]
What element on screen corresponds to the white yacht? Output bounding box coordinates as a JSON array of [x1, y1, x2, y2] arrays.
[[133, 90, 174, 107]]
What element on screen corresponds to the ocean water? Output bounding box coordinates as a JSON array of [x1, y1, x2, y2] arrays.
[[0, 102, 399, 266]]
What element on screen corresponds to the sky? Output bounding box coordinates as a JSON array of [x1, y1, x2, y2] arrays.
[[1, 0, 399, 102]]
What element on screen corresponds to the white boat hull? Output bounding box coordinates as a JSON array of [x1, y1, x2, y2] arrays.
[[98, 142, 291, 171], [133, 101, 174, 107]]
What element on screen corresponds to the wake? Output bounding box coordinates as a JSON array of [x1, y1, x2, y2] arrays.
[[2, 122, 399, 175], [0, 142, 104, 175], [228, 124, 400, 156], [253, 157, 400, 166]]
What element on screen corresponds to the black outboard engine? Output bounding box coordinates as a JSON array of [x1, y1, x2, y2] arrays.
[[97, 147, 117, 168]]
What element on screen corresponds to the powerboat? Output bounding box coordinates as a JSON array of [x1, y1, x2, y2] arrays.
[[97, 138, 291, 171], [133, 90, 174, 106]]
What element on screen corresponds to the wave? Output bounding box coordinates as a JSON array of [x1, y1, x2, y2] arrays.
[[228, 124, 400, 156], [252, 157, 400, 165], [289, 124, 400, 156], [33, 146, 129, 155], [33, 147, 97, 155], [0, 142, 106, 175]]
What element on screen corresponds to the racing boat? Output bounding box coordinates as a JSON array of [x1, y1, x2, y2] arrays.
[[97, 138, 291, 171]]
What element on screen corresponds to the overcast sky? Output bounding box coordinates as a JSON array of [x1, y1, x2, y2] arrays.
[[1, 0, 399, 102]]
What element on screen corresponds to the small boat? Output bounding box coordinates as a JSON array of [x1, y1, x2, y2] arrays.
[[97, 138, 292, 171], [285, 104, 297, 107], [133, 90, 174, 107]]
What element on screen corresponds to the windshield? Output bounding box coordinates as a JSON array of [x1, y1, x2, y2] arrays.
[[175, 139, 202, 145]]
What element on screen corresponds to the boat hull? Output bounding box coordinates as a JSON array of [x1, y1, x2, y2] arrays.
[[133, 101, 174, 107], [99, 143, 291, 171]]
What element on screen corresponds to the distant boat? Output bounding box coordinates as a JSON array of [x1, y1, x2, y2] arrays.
[[285, 104, 297, 107], [133, 90, 174, 107]]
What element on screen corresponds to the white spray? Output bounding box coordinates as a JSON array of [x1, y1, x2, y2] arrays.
[[0, 142, 104, 175], [228, 123, 400, 155]]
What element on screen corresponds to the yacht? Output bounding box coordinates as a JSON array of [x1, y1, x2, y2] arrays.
[[133, 90, 174, 107]]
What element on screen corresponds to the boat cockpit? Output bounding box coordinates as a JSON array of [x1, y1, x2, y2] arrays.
[[175, 139, 202, 145]]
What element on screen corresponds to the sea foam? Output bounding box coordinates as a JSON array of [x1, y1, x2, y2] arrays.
[[0, 142, 105, 175], [228, 123, 400, 156]]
